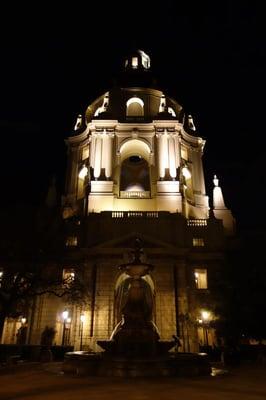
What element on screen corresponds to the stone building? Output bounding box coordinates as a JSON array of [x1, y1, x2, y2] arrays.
[[1, 50, 235, 352]]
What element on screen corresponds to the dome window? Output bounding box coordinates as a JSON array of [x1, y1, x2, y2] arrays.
[[126, 97, 144, 117], [132, 57, 138, 68], [124, 50, 151, 71]]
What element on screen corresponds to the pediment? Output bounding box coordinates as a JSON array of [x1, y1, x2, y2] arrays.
[[88, 231, 175, 251]]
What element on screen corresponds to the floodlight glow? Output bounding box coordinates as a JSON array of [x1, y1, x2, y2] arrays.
[[182, 166, 191, 179], [201, 310, 210, 321], [79, 165, 88, 179], [62, 310, 69, 320]]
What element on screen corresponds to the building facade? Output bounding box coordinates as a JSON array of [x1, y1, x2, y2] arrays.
[[1, 50, 235, 352]]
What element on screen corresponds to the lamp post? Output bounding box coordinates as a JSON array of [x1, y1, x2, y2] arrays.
[[80, 314, 85, 351], [201, 310, 210, 346], [62, 310, 69, 346], [194, 272, 199, 289]]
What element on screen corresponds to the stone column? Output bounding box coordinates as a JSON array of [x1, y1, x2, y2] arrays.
[[101, 131, 108, 177], [93, 135, 102, 179], [174, 134, 181, 169], [162, 131, 169, 173], [158, 130, 169, 179], [105, 134, 113, 179], [90, 134, 96, 169], [157, 133, 165, 179], [168, 134, 177, 179]]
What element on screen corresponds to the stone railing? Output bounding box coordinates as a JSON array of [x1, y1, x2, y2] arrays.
[[120, 191, 150, 199], [112, 211, 158, 218], [187, 219, 208, 227]]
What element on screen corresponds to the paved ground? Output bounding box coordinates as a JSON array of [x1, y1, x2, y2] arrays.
[[0, 362, 266, 400]]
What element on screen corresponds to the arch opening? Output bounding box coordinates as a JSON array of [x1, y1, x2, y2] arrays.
[[126, 97, 144, 117], [120, 156, 150, 193]]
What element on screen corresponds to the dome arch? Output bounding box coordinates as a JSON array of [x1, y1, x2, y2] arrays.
[[119, 138, 151, 163]]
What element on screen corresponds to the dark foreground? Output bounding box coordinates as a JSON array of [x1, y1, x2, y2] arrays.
[[0, 362, 266, 400]]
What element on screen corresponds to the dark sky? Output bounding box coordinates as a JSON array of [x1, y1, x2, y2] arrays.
[[0, 2, 265, 229]]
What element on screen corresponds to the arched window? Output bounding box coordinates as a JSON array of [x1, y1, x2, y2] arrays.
[[126, 97, 144, 117]]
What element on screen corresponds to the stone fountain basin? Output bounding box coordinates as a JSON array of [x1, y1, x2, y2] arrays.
[[62, 351, 211, 377]]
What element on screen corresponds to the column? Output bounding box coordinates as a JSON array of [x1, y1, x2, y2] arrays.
[[105, 134, 113, 179], [101, 131, 108, 177], [93, 135, 102, 179], [157, 133, 165, 179], [90, 134, 96, 169], [174, 134, 181, 169], [168, 134, 176, 179]]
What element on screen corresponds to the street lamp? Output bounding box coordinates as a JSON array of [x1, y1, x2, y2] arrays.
[[80, 314, 85, 351], [62, 310, 69, 345], [201, 310, 210, 346], [21, 317, 27, 325], [194, 272, 199, 288]]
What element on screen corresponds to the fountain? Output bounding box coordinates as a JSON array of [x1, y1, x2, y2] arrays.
[[63, 239, 211, 377]]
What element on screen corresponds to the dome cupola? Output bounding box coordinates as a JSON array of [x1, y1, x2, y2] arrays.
[[124, 49, 151, 71]]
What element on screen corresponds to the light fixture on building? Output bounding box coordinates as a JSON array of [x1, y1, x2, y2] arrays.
[[79, 165, 88, 179], [21, 317, 27, 325], [0, 271, 3, 278]]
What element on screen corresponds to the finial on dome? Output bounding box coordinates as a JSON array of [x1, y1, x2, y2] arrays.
[[188, 115, 196, 131], [213, 175, 219, 187], [74, 114, 83, 131]]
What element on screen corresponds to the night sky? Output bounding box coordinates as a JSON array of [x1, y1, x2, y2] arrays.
[[0, 2, 265, 230]]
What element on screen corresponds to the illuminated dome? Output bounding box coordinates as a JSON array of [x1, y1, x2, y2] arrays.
[[84, 50, 183, 123]]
